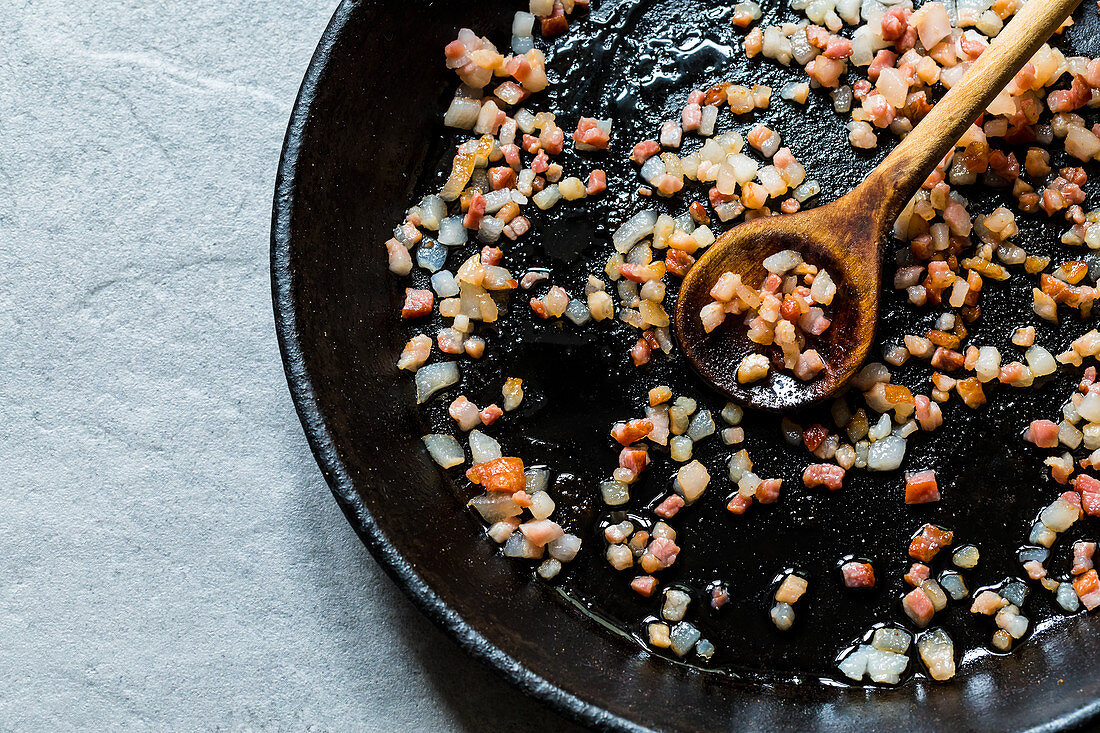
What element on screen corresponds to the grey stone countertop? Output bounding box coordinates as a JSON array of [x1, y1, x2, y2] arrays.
[[1, 2, 583, 729]]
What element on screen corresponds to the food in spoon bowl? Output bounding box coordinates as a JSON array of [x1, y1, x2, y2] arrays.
[[381, 0, 1100, 687]]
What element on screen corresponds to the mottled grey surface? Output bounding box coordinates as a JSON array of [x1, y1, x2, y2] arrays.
[[0, 2, 582, 730]]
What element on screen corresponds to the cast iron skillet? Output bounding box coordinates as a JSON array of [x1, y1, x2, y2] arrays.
[[272, 0, 1100, 729]]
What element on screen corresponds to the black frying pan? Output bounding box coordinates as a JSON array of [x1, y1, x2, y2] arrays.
[[272, 0, 1100, 729]]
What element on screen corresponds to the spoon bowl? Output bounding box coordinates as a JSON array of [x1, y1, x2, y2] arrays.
[[674, 194, 882, 410]]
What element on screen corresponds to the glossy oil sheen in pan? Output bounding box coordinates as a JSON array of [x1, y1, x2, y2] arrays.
[[273, 0, 1100, 729]]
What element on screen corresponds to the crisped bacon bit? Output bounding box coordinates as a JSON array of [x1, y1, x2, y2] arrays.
[[841, 561, 875, 589], [904, 562, 931, 587], [463, 191, 486, 229], [489, 166, 517, 190], [401, 288, 434, 319], [479, 404, 503, 426], [802, 463, 845, 491], [520, 518, 564, 546], [619, 446, 649, 475], [803, 424, 828, 452], [630, 140, 661, 164], [586, 169, 607, 195], [1074, 569, 1100, 610], [540, 1, 568, 37], [631, 575, 659, 597], [573, 117, 610, 149], [867, 50, 897, 82], [824, 36, 853, 59], [905, 470, 940, 504], [1025, 419, 1060, 448], [1073, 541, 1096, 575], [711, 585, 729, 609], [530, 149, 550, 173], [1076, 473, 1100, 516], [530, 298, 550, 319], [726, 493, 753, 515], [655, 494, 686, 519], [466, 456, 525, 493], [756, 478, 783, 504], [880, 7, 908, 41], [631, 338, 652, 367], [641, 537, 680, 572], [612, 418, 653, 446], [480, 246, 503, 266], [930, 347, 965, 371], [511, 490, 533, 508], [909, 524, 953, 562], [903, 587, 935, 627], [664, 250, 696, 277]]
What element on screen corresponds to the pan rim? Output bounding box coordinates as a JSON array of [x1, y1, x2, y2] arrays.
[[269, 2, 1100, 731]]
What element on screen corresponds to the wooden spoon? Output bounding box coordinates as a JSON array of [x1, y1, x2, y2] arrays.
[[673, 0, 1082, 410]]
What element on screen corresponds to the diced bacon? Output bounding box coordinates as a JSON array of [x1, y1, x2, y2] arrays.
[[655, 494, 686, 519], [880, 7, 908, 42], [573, 117, 610, 149], [1025, 419, 1060, 448], [463, 191, 486, 229], [971, 590, 1007, 615], [531, 150, 550, 173], [803, 424, 828, 452], [501, 143, 522, 168], [619, 446, 649, 475], [1073, 541, 1096, 575], [914, 395, 943, 431], [489, 166, 517, 190], [612, 419, 654, 446], [586, 169, 607, 195], [520, 519, 564, 546], [905, 470, 940, 504], [1082, 366, 1097, 392], [756, 478, 783, 504], [522, 133, 541, 154], [904, 562, 931, 587], [909, 524, 953, 562], [682, 102, 702, 131], [805, 25, 829, 49], [480, 246, 503, 266], [630, 140, 661, 164], [1074, 569, 1100, 610], [1048, 75, 1091, 114], [466, 456, 526, 493], [444, 40, 468, 66], [541, 1, 569, 33], [902, 587, 935, 627], [397, 334, 432, 371], [824, 36, 853, 59], [803, 463, 845, 491], [711, 584, 729, 609], [631, 338, 652, 367], [726, 494, 753, 515], [664, 250, 695, 277], [448, 396, 482, 431], [479, 404, 503, 426], [642, 534, 677, 567], [794, 350, 825, 381], [868, 50, 898, 83], [841, 561, 875, 589], [401, 288, 434, 319], [631, 575, 659, 597]]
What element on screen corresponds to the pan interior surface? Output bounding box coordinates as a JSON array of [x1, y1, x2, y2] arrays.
[[272, 0, 1100, 729]]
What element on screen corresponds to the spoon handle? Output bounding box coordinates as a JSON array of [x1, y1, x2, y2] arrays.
[[862, 0, 1082, 225]]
